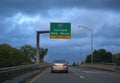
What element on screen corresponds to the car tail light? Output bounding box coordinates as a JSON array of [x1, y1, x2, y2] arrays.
[[52, 64, 56, 66], [63, 64, 67, 66]]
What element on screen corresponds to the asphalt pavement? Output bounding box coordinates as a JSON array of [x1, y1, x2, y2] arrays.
[[29, 66, 120, 83]]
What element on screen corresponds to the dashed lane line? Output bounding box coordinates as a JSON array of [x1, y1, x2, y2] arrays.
[[70, 70, 84, 79], [79, 75, 84, 79]]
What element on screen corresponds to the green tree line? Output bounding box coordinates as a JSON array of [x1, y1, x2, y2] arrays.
[[85, 49, 120, 66], [113, 53, 120, 66], [0, 43, 48, 68]]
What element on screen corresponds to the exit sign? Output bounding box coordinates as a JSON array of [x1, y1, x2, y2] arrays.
[[50, 22, 71, 39]]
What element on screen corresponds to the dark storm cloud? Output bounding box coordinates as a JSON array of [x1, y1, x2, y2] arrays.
[[94, 21, 120, 51], [95, 23, 120, 39], [0, 0, 120, 17], [0, 17, 36, 47], [0, 0, 120, 63]]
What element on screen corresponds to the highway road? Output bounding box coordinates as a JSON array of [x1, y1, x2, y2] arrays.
[[29, 66, 120, 83]]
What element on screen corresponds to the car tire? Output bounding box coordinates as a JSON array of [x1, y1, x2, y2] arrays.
[[65, 70, 68, 73], [51, 70, 54, 73]]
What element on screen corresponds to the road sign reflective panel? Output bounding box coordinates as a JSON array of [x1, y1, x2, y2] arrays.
[[50, 22, 71, 39]]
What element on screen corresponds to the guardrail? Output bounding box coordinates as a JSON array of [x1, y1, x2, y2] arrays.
[[0, 62, 50, 82], [0, 64, 38, 73], [114, 66, 120, 72]]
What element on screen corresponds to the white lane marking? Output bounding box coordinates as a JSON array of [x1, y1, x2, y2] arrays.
[[74, 72, 84, 79], [80, 75, 84, 79], [70, 70, 84, 79], [82, 71, 98, 73]]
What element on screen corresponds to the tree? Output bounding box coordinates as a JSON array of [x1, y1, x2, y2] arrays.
[[85, 49, 112, 63], [0, 43, 32, 68], [85, 54, 91, 63], [39, 48, 48, 62], [20, 45, 48, 62], [99, 49, 112, 63], [113, 53, 120, 66], [20, 45, 36, 61], [0, 43, 48, 68], [0, 43, 13, 67], [93, 50, 102, 62]]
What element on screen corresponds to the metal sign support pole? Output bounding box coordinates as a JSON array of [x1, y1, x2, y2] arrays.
[[36, 31, 50, 64]]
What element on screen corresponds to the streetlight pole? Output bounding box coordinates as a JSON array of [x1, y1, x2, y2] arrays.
[[78, 25, 93, 64], [70, 42, 82, 64]]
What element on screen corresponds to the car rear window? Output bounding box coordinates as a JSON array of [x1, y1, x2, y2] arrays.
[[53, 60, 66, 63]]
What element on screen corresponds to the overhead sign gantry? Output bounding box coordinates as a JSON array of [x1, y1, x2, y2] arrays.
[[36, 22, 71, 64]]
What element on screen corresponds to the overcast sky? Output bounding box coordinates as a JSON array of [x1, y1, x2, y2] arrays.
[[0, 0, 120, 63]]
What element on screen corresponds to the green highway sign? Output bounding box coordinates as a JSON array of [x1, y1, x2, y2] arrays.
[[50, 22, 71, 39]]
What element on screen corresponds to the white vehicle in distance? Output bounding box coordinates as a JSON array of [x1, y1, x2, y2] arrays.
[[51, 60, 68, 73]]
